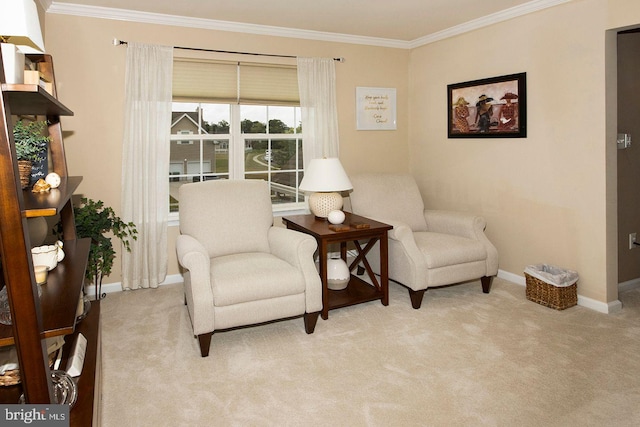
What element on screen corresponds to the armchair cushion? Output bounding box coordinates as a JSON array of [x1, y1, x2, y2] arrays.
[[211, 253, 305, 307], [415, 232, 487, 268]]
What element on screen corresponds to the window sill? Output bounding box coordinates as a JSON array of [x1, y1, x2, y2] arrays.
[[273, 207, 310, 217]]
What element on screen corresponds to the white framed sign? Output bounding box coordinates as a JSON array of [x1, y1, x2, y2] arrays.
[[355, 87, 397, 130]]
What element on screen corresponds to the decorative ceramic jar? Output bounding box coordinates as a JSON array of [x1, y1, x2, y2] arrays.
[[327, 255, 350, 290]]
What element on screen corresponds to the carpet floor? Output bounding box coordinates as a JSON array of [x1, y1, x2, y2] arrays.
[[99, 277, 640, 426]]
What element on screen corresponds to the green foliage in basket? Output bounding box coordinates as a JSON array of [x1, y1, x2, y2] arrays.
[[13, 120, 50, 162], [56, 198, 137, 299]]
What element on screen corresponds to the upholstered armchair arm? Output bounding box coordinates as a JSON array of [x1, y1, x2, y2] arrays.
[[268, 227, 322, 313], [175, 234, 215, 335], [353, 216, 412, 244], [424, 210, 499, 275], [361, 217, 427, 278], [424, 210, 485, 239], [379, 218, 413, 242]]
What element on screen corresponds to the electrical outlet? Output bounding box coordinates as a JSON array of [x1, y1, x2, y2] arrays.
[[630, 233, 637, 250]]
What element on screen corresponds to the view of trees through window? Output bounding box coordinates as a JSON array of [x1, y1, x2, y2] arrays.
[[170, 102, 304, 214]]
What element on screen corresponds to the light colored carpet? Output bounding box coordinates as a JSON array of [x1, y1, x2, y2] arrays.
[[99, 277, 640, 426]]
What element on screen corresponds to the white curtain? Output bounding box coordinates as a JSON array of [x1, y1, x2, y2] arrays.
[[297, 57, 340, 165], [121, 42, 173, 290]]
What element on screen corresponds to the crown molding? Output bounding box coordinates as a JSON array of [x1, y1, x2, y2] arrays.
[[409, 0, 572, 48], [46, 0, 571, 50], [37, 0, 53, 10], [45, 2, 410, 49]]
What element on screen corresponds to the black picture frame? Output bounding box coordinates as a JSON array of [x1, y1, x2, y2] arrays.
[[447, 72, 526, 138]]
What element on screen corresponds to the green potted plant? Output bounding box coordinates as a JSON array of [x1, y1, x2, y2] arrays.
[[56, 197, 137, 300], [13, 120, 50, 189]]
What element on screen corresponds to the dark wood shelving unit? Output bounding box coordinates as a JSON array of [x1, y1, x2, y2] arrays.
[[0, 238, 90, 347], [1, 83, 73, 116], [22, 176, 82, 217], [0, 53, 101, 425]]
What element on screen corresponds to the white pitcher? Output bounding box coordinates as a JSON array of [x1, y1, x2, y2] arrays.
[[31, 240, 65, 271]]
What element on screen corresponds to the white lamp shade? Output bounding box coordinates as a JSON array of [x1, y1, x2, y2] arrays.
[[0, 0, 45, 53], [299, 158, 352, 192], [1, 43, 24, 83], [300, 158, 352, 218]]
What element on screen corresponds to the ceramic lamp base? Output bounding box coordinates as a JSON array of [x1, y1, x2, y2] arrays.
[[1, 43, 25, 84], [308, 192, 343, 218]]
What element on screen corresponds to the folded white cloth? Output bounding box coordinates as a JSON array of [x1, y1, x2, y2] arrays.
[[525, 264, 579, 287], [0, 346, 18, 374]]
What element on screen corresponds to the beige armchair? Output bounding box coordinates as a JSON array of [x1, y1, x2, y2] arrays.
[[176, 180, 322, 357], [349, 173, 498, 309]]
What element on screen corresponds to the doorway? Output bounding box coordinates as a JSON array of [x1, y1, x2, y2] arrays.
[[617, 29, 640, 289]]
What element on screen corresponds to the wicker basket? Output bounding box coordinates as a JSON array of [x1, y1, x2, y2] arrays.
[[17, 160, 32, 189], [0, 338, 62, 386], [0, 369, 21, 386], [0, 351, 57, 387], [525, 272, 577, 310]]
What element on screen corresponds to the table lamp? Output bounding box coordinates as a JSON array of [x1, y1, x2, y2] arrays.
[[0, 0, 45, 84], [299, 157, 353, 218]]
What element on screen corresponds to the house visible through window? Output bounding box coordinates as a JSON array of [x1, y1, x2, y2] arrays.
[[169, 59, 304, 216]]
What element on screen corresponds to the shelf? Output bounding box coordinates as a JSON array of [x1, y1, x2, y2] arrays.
[[0, 301, 101, 416], [23, 176, 82, 217], [1, 83, 73, 117], [0, 238, 91, 347], [65, 301, 101, 427], [328, 275, 384, 310]]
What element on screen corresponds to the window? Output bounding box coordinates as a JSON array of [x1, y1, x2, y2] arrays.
[[176, 130, 194, 145], [240, 105, 304, 205], [169, 59, 304, 216]]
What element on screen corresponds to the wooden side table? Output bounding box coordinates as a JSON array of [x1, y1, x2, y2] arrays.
[[282, 212, 393, 319]]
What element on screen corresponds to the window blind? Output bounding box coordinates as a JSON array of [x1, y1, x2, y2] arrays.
[[172, 59, 299, 105], [172, 60, 237, 103]]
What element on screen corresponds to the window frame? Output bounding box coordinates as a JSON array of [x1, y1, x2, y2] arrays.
[[169, 103, 306, 224]]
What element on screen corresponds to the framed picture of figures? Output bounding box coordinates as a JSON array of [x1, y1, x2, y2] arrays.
[[447, 72, 526, 138]]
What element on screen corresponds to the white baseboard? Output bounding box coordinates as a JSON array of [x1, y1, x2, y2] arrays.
[[497, 269, 619, 314], [618, 277, 640, 292], [580, 295, 622, 313], [93, 270, 627, 314], [84, 273, 184, 298], [497, 269, 525, 286]]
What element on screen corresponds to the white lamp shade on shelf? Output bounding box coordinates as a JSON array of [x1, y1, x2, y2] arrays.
[[0, 43, 24, 84], [299, 158, 353, 218], [0, 0, 45, 53], [0, 0, 45, 84]]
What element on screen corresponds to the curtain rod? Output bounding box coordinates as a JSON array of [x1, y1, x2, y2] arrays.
[[112, 38, 345, 62]]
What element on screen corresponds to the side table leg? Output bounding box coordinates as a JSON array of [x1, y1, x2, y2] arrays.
[[319, 239, 329, 320], [380, 231, 389, 306]]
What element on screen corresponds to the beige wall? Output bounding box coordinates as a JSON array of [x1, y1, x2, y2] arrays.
[[608, 0, 640, 29], [408, 0, 617, 303], [43, 14, 410, 283], [43, 0, 640, 306]]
